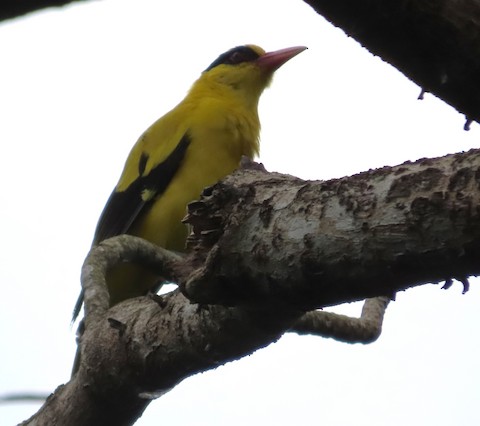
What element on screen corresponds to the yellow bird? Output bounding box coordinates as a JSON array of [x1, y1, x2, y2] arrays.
[[72, 44, 306, 322]]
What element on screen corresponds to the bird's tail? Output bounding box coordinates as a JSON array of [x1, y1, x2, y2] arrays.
[[71, 289, 84, 324]]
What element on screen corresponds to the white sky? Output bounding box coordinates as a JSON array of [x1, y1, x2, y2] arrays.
[[1, 0, 479, 425]]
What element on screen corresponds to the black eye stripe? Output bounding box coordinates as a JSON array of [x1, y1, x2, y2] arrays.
[[204, 46, 261, 72]]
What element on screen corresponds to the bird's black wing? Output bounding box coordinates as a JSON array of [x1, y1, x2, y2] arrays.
[[93, 133, 191, 244]]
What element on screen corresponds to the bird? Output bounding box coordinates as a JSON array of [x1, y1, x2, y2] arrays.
[[72, 44, 307, 323]]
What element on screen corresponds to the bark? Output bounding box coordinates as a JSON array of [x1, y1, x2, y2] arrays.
[[182, 149, 480, 308], [0, 0, 87, 21], [292, 296, 390, 343], [24, 148, 479, 425], [25, 291, 301, 426], [304, 0, 480, 128]]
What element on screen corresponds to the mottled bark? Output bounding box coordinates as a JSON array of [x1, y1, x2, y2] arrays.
[[183, 150, 480, 307], [24, 292, 299, 426]]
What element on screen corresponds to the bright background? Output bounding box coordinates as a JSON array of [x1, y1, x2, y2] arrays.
[[1, 1, 479, 425]]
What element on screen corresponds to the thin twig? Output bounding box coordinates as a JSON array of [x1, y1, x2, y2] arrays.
[[81, 235, 183, 327], [290, 296, 391, 343], [0, 393, 48, 404]]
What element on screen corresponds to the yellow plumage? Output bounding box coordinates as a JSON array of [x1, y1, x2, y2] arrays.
[[73, 44, 306, 320]]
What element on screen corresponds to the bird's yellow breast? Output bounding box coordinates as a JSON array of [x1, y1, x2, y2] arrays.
[[131, 91, 260, 251]]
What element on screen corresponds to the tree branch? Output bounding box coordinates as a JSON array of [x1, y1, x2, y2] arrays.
[[81, 235, 183, 327], [182, 149, 480, 308], [304, 0, 480, 127], [0, 0, 89, 21], [25, 294, 302, 425], [24, 148, 480, 425], [291, 297, 391, 343]]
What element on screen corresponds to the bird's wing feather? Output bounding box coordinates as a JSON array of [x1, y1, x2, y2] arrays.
[[93, 133, 191, 244]]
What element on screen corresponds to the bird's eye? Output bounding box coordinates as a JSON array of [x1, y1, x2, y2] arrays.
[[228, 51, 246, 64], [204, 46, 261, 72]]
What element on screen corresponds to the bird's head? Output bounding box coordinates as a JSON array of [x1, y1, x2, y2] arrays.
[[197, 44, 307, 104]]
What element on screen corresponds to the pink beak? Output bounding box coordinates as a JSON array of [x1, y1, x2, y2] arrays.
[[255, 46, 307, 72]]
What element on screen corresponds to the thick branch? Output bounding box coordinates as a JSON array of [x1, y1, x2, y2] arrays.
[[25, 293, 301, 426], [26, 238, 302, 425], [0, 0, 88, 21], [183, 149, 480, 308], [304, 0, 480, 126], [25, 147, 479, 425]]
